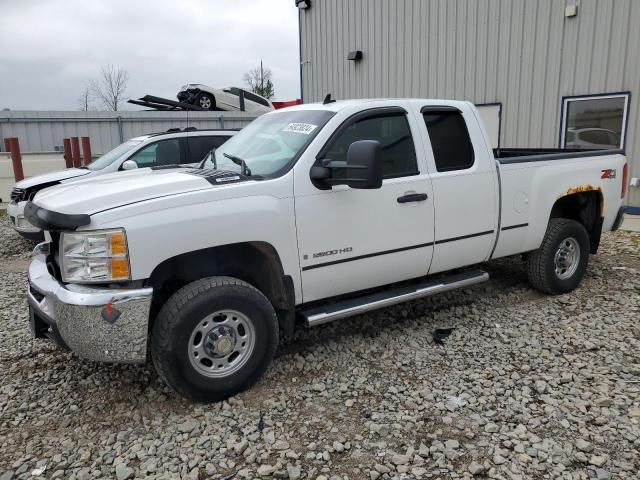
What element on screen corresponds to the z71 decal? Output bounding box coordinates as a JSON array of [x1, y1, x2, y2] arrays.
[[601, 169, 616, 179]]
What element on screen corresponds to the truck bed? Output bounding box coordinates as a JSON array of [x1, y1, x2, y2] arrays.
[[495, 147, 624, 164]]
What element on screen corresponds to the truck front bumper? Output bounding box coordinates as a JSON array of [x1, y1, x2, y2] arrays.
[[27, 243, 153, 363]]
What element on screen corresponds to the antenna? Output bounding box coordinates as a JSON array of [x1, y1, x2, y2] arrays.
[[323, 93, 336, 105]]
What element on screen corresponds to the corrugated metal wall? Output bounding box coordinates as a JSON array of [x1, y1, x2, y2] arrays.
[[300, 0, 640, 207], [0, 111, 259, 155]]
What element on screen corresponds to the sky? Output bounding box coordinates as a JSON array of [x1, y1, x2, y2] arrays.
[[0, 0, 301, 110]]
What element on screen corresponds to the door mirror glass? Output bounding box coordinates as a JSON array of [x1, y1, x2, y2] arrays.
[[121, 160, 138, 170], [345, 140, 382, 189]]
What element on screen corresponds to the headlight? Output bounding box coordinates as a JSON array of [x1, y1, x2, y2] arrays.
[[60, 229, 130, 283]]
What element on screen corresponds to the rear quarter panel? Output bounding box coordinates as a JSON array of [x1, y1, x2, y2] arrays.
[[493, 153, 626, 259]]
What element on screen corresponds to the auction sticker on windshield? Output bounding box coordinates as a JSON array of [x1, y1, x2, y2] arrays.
[[282, 123, 318, 135]]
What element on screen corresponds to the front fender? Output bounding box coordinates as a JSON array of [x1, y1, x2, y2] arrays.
[[88, 182, 301, 302]]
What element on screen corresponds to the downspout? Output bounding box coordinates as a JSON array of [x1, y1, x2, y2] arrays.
[[298, 8, 304, 103]]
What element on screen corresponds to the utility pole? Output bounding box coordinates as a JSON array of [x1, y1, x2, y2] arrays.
[[260, 60, 264, 94]]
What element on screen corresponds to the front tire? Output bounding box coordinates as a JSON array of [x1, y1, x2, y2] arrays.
[[196, 92, 215, 110], [527, 218, 590, 294], [151, 276, 278, 402]]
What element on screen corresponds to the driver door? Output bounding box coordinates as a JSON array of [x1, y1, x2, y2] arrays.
[[294, 108, 435, 303]]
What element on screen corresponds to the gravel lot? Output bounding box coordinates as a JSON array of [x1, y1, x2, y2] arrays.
[[0, 211, 638, 480]]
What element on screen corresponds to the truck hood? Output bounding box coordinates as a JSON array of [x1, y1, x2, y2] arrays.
[[32, 167, 242, 215], [15, 168, 90, 189]]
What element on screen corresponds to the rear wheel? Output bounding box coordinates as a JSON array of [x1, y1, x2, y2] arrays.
[[527, 218, 590, 294], [196, 92, 215, 110], [151, 276, 278, 402]]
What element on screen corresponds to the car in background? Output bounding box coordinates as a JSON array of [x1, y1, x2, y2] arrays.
[[177, 84, 274, 113], [565, 127, 621, 150], [7, 128, 235, 240]]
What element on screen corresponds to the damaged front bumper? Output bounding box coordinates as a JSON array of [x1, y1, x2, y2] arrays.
[[27, 243, 153, 363], [8, 200, 42, 235]]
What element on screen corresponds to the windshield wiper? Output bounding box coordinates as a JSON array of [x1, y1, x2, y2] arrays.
[[223, 152, 251, 176], [199, 148, 217, 169]]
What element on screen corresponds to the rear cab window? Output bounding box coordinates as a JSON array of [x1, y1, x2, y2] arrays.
[[422, 106, 475, 172]]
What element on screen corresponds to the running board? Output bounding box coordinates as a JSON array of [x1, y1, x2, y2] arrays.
[[301, 269, 489, 327]]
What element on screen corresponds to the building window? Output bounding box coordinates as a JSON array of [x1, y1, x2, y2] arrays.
[[560, 93, 630, 150]]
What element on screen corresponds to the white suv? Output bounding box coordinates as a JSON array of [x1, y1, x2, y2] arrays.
[[8, 128, 235, 240]]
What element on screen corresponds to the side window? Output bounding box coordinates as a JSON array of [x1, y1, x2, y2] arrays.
[[323, 113, 418, 180], [187, 136, 229, 163], [245, 91, 270, 107], [423, 111, 475, 172], [128, 139, 181, 168]]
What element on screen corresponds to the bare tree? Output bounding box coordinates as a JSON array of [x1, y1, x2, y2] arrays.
[[243, 61, 275, 99], [89, 65, 130, 111], [77, 84, 92, 111]]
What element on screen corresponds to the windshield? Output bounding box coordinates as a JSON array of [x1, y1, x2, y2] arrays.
[[202, 110, 335, 177], [87, 139, 144, 171]]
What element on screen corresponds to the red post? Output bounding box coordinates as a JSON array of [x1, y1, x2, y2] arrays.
[[81, 137, 92, 166], [9, 137, 24, 182], [3, 138, 10, 153], [62, 138, 73, 168], [70, 137, 81, 168]]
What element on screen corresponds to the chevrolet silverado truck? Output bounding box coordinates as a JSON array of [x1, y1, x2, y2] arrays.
[[24, 99, 628, 402], [8, 128, 235, 241]]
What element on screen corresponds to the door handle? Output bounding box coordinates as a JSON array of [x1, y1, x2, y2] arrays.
[[397, 193, 428, 203]]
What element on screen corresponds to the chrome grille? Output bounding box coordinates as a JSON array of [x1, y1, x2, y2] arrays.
[[10, 187, 25, 203]]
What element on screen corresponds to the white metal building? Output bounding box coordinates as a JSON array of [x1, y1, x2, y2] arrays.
[[297, 0, 640, 209]]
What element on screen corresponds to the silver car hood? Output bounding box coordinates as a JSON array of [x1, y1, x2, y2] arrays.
[[14, 168, 90, 189]]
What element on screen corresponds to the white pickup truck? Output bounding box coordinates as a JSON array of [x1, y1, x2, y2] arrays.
[[24, 99, 628, 402]]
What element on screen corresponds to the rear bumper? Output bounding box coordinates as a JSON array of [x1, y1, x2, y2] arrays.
[[611, 206, 627, 231], [27, 243, 153, 363], [7, 201, 42, 234]]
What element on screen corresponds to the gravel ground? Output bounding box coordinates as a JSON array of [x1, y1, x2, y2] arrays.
[[0, 211, 639, 480]]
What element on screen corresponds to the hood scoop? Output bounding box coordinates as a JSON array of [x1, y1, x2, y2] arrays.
[[183, 168, 249, 185]]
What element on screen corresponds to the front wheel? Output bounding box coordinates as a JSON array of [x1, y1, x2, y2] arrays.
[[196, 92, 215, 110], [527, 218, 590, 294], [151, 276, 278, 402]]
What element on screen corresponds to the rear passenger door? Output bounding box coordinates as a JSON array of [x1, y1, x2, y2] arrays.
[[186, 135, 231, 164], [419, 104, 498, 274]]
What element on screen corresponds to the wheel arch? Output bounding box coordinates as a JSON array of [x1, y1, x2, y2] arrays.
[[549, 188, 603, 254], [147, 241, 296, 338]]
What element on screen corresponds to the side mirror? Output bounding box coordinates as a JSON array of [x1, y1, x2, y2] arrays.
[[121, 160, 138, 171], [310, 140, 383, 190], [345, 140, 382, 189]]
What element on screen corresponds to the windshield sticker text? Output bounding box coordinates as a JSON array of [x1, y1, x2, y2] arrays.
[[283, 123, 318, 135]]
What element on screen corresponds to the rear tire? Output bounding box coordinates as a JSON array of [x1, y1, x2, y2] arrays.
[[151, 276, 278, 402], [527, 218, 589, 294]]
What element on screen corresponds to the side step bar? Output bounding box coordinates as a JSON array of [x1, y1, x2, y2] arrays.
[[300, 269, 489, 327]]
